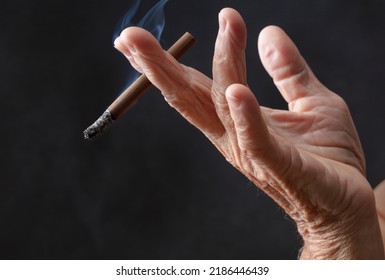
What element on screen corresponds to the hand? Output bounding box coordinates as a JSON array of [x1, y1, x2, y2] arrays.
[[375, 181, 385, 253], [114, 8, 384, 259]]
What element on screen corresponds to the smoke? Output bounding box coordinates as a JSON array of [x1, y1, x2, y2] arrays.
[[113, 0, 169, 43], [113, 0, 169, 91]]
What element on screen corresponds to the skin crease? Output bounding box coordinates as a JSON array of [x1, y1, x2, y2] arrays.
[[375, 181, 385, 249], [114, 8, 385, 259]]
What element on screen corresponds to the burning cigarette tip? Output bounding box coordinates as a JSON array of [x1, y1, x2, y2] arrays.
[[83, 32, 195, 140], [83, 110, 114, 140]]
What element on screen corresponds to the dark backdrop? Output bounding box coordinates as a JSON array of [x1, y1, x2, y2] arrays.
[[2, 0, 385, 259]]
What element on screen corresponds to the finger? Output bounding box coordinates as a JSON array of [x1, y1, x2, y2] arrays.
[[118, 27, 189, 94], [258, 26, 329, 110], [114, 36, 142, 73], [212, 8, 247, 130], [116, 27, 226, 140], [225, 84, 278, 165], [226, 84, 302, 212]]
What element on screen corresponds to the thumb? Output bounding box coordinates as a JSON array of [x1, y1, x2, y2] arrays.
[[258, 26, 329, 107]]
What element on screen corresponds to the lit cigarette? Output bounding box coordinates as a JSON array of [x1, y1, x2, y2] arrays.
[[84, 32, 195, 140]]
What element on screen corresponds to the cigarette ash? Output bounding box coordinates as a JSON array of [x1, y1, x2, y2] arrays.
[[83, 110, 114, 140], [84, 0, 169, 140]]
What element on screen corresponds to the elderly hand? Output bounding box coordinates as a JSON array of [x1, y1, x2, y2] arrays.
[[114, 8, 384, 259], [375, 181, 385, 252]]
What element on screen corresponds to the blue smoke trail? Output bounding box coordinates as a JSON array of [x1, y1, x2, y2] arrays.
[[113, 0, 169, 90], [113, 0, 169, 42]]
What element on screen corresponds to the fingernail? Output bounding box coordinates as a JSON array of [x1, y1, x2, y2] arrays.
[[113, 36, 120, 47], [219, 14, 227, 33], [113, 37, 121, 52]]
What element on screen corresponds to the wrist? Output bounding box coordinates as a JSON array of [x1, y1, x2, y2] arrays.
[[297, 193, 384, 259]]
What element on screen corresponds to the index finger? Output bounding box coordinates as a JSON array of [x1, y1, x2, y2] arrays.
[[115, 27, 226, 141]]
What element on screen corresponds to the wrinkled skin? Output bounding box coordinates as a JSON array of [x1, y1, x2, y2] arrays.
[[114, 8, 384, 259], [375, 181, 385, 250]]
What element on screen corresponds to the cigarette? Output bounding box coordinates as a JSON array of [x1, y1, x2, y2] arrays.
[[84, 32, 195, 140]]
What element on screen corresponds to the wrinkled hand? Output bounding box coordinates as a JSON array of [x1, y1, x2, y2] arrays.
[[114, 8, 384, 259], [375, 181, 385, 253]]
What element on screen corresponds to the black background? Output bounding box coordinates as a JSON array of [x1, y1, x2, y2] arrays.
[[2, 0, 385, 259]]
